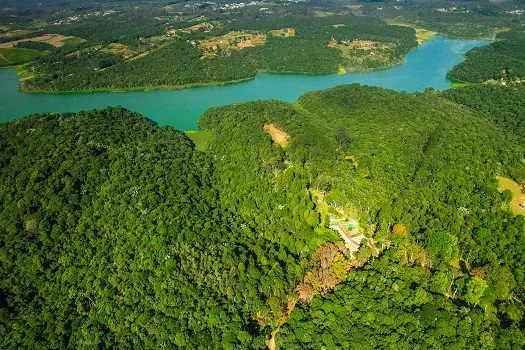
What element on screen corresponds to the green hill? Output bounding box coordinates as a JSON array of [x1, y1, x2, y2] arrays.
[[1, 85, 525, 348]]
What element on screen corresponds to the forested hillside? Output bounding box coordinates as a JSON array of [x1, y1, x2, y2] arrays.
[[2, 85, 525, 348], [201, 85, 525, 348], [0, 108, 322, 348], [444, 84, 525, 144], [448, 30, 525, 83]]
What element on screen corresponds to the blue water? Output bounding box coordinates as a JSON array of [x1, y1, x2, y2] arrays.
[[0, 36, 487, 130]]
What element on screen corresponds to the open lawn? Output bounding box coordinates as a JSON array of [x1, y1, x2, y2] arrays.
[[497, 176, 525, 215], [0, 47, 43, 67], [185, 130, 212, 152]]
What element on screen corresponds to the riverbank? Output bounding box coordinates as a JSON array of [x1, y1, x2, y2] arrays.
[[18, 74, 256, 94]]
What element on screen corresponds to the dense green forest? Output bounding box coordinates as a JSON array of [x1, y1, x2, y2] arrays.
[[444, 84, 525, 143], [2, 84, 525, 348], [2, 1, 525, 348], [448, 30, 525, 83]]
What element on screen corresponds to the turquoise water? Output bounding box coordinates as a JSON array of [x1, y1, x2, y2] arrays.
[[0, 36, 487, 130]]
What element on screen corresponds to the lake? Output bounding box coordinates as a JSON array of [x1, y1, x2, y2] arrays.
[[0, 36, 487, 130]]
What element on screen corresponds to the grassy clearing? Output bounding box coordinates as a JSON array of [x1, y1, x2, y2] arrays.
[[493, 27, 512, 34], [0, 34, 83, 49], [451, 81, 471, 88], [328, 38, 397, 71], [179, 22, 214, 34], [61, 37, 87, 47], [16, 67, 37, 81], [0, 29, 33, 38], [385, 21, 437, 45], [269, 28, 295, 38], [497, 176, 525, 215], [185, 130, 212, 152], [415, 28, 437, 45], [102, 43, 136, 58], [0, 47, 43, 67], [196, 31, 266, 59], [263, 123, 289, 148]]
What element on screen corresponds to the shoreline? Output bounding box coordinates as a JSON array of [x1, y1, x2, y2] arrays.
[[15, 48, 420, 95], [16, 60, 413, 95], [14, 33, 491, 95], [16, 66, 390, 94]]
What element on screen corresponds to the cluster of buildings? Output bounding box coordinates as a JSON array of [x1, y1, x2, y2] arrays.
[[217, 2, 265, 10], [435, 7, 470, 14], [52, 10, 115, 26]]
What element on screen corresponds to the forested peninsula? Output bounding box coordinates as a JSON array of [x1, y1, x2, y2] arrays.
[[448, 29, 525, 84], [18, 12, 416, 92], [2, 84, 525, 348]]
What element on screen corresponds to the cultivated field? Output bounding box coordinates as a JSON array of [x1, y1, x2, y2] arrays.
[[196, 31, 266, 59], [0, 34, 83, 49]]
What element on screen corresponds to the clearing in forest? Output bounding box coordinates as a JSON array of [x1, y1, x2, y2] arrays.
[[269, 28, 295, 38], [179, 22, 214, 33], [0, 34, 84, 48], [315, 10, 335, 17], [328, 38, 396, 71], [384, 21, 437, 45], [102, 43, 136, 58], [196, 31, 266, 59], [497, 176, 525, 215], [185, 130, 212, 152], [415, 28, 437, 45], [263, 123, 289, 148]]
